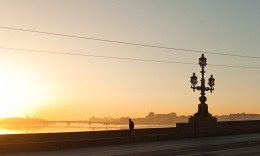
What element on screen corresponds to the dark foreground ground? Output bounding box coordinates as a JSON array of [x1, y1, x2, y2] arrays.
[[2, 133, 260, 156]]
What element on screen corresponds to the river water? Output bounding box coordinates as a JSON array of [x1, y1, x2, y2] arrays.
[[0, 123, 175, 134]]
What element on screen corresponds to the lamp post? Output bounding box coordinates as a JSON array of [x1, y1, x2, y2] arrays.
[[190, 54, 215, 118]]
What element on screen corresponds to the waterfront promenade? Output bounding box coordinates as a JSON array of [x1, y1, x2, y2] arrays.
[[2, 133, 260, 156], [2, 120, 260, 155]]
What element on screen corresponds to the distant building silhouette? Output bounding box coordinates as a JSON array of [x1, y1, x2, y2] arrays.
[[88, 112, 260, 125]]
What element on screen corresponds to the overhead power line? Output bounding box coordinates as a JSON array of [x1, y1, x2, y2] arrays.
[[0, 26, 259, 59], [0, 46, 259, 69]]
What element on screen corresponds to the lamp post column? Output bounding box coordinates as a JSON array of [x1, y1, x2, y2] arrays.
[[190, 54, 215, 118], [194, 67, 212, 117], [187, 54, 217, 132]]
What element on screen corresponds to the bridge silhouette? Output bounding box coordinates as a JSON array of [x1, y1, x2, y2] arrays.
[[46, 120, 117, 126]]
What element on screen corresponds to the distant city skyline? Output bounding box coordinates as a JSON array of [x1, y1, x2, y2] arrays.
[[2, 111, 260, 123], [0, 1, 259, 120]]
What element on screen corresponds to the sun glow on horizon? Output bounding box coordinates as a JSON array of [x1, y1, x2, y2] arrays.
[[0, 64, 49, 118]]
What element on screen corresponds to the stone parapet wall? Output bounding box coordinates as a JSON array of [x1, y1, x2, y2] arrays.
[[0, 132, 192, 153], [0, 127, 178, 144], [177, 120, 260, 136]]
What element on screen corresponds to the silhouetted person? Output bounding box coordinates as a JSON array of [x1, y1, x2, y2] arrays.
[[128, 118, 135, 136]]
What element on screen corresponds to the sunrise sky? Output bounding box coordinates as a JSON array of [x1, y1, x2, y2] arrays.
[[0, 0, 259, 120]]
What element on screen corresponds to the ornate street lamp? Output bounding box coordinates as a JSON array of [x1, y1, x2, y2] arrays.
[[190, 54, 215, 118]]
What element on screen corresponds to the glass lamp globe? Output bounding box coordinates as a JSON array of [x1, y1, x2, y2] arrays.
[[208, 75, 215, 87], [190, 73, 198, 86], [199, 54, 207, 68]]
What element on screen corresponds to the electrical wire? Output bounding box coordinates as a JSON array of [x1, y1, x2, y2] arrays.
[[0, 26, 260, 59], [0, 46, 259, 69]]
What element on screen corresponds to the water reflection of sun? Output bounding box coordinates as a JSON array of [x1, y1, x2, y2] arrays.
[[0, 129, 19, 134]]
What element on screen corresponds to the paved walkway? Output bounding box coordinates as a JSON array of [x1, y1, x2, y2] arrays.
[[2, 133, 260, 156]]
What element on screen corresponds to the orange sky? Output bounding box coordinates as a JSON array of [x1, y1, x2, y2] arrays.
[[0, 1, 259, 120]]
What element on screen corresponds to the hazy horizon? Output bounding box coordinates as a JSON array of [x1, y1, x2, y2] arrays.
[[0, 1, 259, 120], [0, 111, 259, 121]]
